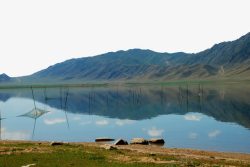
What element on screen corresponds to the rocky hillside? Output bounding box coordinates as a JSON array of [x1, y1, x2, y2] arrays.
[[2, 32, 250, 84]]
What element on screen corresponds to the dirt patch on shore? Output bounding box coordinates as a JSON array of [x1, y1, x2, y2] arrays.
[[113, 144, 250, 166]]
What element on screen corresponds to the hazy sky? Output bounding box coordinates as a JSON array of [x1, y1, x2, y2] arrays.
[[0, 0, 250, 77]]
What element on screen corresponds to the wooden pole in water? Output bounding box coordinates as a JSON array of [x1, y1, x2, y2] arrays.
[[32, 118, 37, 139], [31, 86, 38, 124]]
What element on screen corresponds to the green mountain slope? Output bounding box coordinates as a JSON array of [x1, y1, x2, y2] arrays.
[[2, 32, 250, 84], [189, 32, 250, 66]]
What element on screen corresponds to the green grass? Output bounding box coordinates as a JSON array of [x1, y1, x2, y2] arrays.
[[0, 142, 249, 167], [0, 152, 174, 167], [0, 143, 176, 167], [1, 78, 250, 89]]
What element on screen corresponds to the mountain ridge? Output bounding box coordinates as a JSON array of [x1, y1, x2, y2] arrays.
[[1, 32, 250, 84], [0, 73, 12, 82]]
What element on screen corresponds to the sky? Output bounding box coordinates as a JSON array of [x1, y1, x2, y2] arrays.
[[0, 0, 250, 77]]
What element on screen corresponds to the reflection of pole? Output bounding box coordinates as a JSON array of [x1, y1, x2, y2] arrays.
[[201, 84, 204, 107], [132, 90, 135, 104], [60, 87, 63, 109], [186, 84, 189, 113], [178, 86, 183, 107], [199, 84, 202, 112], [64, 88, 69, 108], [43, 87, 48, 111], [31, 87, 38, 121], [88, 92, 91, 115], [31, 86, 38, 139], [0, 110, 2, 140], [161, 86, 163, 106], [116, 87, 119, 107], [128, 89, 133, 109], [106, 92, 109, 112], [161, 86, 166, 112], [138, 88, 142, 104], [106, 94, 109, 105], [31, 87, 37, 109], [88, 88, 95, 114], [201, 85, 204, 97], [64, 87, 70, 129], [32, 118, 37, 139], [44, 87, 48, 102]]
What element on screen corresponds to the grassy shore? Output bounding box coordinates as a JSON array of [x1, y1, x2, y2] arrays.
[[0, 141, 250, 167]]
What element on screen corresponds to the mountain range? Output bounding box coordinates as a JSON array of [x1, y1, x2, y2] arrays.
[[1, 32, 250, 84]]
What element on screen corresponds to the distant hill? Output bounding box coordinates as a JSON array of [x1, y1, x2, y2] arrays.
[[0, 73, 12, 82], [4, 32, 250, 84]]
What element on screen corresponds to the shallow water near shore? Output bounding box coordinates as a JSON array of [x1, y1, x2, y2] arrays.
[[0, 83, 250, 153]]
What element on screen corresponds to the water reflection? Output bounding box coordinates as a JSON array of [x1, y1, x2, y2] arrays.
[[18, 87, 50, 139], [1, 84, 250, 128], [0, 109, 4, 140], [0, 84, 250, 152]]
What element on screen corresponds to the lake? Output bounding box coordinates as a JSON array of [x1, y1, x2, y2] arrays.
[[0, 83, 250, 153]]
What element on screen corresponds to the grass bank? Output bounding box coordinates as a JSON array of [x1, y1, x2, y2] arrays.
[[0, 141, 250, 167]]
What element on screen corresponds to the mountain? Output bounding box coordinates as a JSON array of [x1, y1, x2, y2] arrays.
[[188, 32, 250, 66], [5, 32, 250, 84], [28, 50, 189, 82], [0, 73, 12, 82]]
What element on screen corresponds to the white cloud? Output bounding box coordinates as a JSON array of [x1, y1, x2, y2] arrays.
[[184, 114, 202, 121], [115, 119, 134, 126], [95, 120, 109, 126], [44, 118, 66, 125], [208, 130, 221, 138], [72, 116, 81, 121], [1, 127, 30, 140], [189, 132, 198, 139], [80, 121, 92, 126], [147, 127, 164, 137]]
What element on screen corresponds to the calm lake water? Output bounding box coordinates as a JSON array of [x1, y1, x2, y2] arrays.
[[0, 84, 250, 153]]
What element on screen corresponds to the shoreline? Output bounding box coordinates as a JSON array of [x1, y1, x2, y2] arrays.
[[1, 79, 250, 89], [1, 140, 250, 166], [2, 139, 250, 154]]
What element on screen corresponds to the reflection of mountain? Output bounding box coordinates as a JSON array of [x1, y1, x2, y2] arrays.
[[1, 85, 250, 129], [0, 93, 11, 102]]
